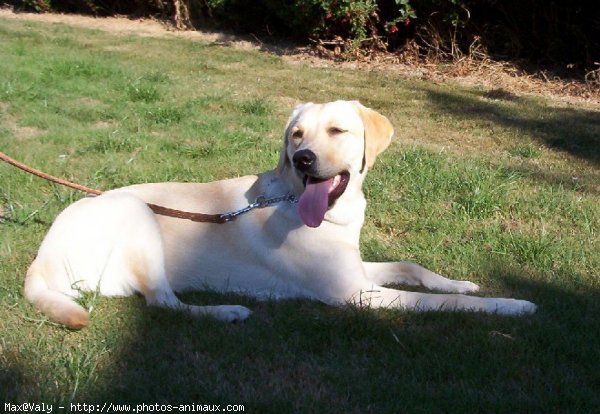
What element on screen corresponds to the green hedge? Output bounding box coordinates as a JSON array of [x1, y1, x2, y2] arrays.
[[9, 0, 600, 74]]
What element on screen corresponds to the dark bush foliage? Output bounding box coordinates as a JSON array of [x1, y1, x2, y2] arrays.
[[8, 0, 600, 74]]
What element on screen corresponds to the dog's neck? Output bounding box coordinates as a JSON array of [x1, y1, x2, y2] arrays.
[[274, 162, 305, 196]]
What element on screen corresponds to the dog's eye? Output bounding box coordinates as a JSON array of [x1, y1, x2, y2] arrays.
[[291, 129, 303, 140], [328, 127, 347, 135]]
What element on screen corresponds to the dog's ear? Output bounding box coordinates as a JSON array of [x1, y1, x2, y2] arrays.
[[277, 103, 312, 172], [353, 101, 394, 169]]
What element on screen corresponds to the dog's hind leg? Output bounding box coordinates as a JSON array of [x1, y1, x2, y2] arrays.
[[128, 245, 252, 323], [145, 285, 252, 322], [144, 280, 252, 322], [97, 193, 253, 323], [363, 261, 480, 293]]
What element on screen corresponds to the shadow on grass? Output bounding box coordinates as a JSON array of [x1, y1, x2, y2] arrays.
[[6, 265, 588, 413], [3, 265, 600, 412], [0, 361, 27, 403], [422, 87, 600, 167]]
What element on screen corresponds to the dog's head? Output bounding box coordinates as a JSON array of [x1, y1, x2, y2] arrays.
[[277, 100, 394, 227]]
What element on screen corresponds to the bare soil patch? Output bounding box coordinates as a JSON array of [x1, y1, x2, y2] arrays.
[[0, 102, 41, 140], [0, 8, 259, 48], [1, 8, 598, 107]]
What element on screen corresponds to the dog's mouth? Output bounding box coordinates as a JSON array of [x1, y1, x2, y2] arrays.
[[298, 171, 350, 228]]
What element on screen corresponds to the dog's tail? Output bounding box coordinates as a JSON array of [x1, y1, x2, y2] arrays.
[[24, 261, 89, 329]]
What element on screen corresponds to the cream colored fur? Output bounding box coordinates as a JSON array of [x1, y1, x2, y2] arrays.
[[24, 101, 536, 329]]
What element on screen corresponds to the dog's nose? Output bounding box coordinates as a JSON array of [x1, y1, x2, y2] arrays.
[[293, 149, 316, 173]]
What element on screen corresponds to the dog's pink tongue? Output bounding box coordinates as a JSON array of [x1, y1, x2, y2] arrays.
[[298, 177, 332, 228]]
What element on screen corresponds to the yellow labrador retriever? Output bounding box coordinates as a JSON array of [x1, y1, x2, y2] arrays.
[[24, 100, 536, 329]]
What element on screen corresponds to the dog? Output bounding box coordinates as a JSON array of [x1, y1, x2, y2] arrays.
[[24, 100, 536, 329]]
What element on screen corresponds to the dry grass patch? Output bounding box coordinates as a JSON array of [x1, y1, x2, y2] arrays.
[[0, 107, 41, 140]]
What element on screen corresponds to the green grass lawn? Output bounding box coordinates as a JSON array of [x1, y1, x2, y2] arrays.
[[1, 17, 599, 413]]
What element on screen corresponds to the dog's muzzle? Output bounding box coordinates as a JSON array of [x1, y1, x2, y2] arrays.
[[292, 149, 317, 175]]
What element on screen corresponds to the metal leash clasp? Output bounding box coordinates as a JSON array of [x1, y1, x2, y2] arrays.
[[218, 193, 297, 223]]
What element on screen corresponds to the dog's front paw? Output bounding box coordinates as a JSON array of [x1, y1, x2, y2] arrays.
[[213, 305, 253, 322], [491, 299, 537, 316], [447, 280, 480, 294]]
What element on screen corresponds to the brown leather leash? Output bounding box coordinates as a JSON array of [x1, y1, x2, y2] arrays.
[[0, 151, 239, 223]]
